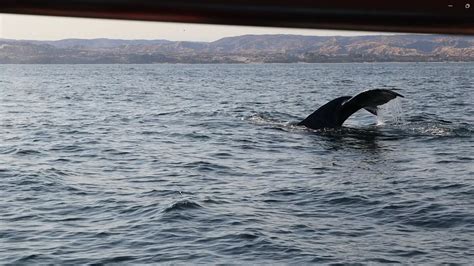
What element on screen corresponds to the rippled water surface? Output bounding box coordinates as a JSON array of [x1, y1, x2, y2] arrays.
[[1, 63, 473, 264]]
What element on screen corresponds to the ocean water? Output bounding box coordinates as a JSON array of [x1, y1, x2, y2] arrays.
[[0, 63, 473, 264]]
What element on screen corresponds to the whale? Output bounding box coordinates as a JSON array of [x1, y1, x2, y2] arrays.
[[298, 89, 404, 130]]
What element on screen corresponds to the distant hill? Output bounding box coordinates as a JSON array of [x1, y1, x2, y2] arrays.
[[0, 34, 473, 63], [28, 38, 172, 48]]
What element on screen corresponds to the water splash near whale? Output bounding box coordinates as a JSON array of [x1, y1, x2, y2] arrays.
[[376, 97, 405, 126]]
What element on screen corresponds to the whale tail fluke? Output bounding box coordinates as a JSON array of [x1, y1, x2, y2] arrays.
[[298, 89, 404, 130]]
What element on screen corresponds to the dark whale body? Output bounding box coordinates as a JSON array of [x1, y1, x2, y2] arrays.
[[298, 89, 404, 130]]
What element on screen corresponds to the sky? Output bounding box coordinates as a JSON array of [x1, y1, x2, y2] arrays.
[[0, 14, 391, 42]]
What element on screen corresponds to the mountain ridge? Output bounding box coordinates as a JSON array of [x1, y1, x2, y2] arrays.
[[0, 34, 473, 63]]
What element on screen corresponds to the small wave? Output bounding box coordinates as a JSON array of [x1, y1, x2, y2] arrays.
[[183, 132, 211, 140], [183, 161, 230, 172], [210, 152, 233, 159], [324, 193, 381, 207], [336, 79, 354, 84], [49, 145, 85, 153], [140, 189, 183, 197], [392, 249, 428, 258], [407, 114, 452, 124], [263, 187, 323, 198], [401, 211, 472, 229], [163, 199, 203, 213], [12, 254, 60, 264], [366, 258, 402, 263], [15, 149, 42, 155], [202, 197, 231, 204], [92, 256, 138, 264], [369, 202, 473, 229], [0, 147, 18, 154]]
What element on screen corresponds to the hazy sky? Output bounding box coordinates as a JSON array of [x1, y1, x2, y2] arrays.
[[0, 14, 391, 41]]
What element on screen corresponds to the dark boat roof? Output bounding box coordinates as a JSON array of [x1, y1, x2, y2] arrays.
[[0, 0, 472, 35]]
